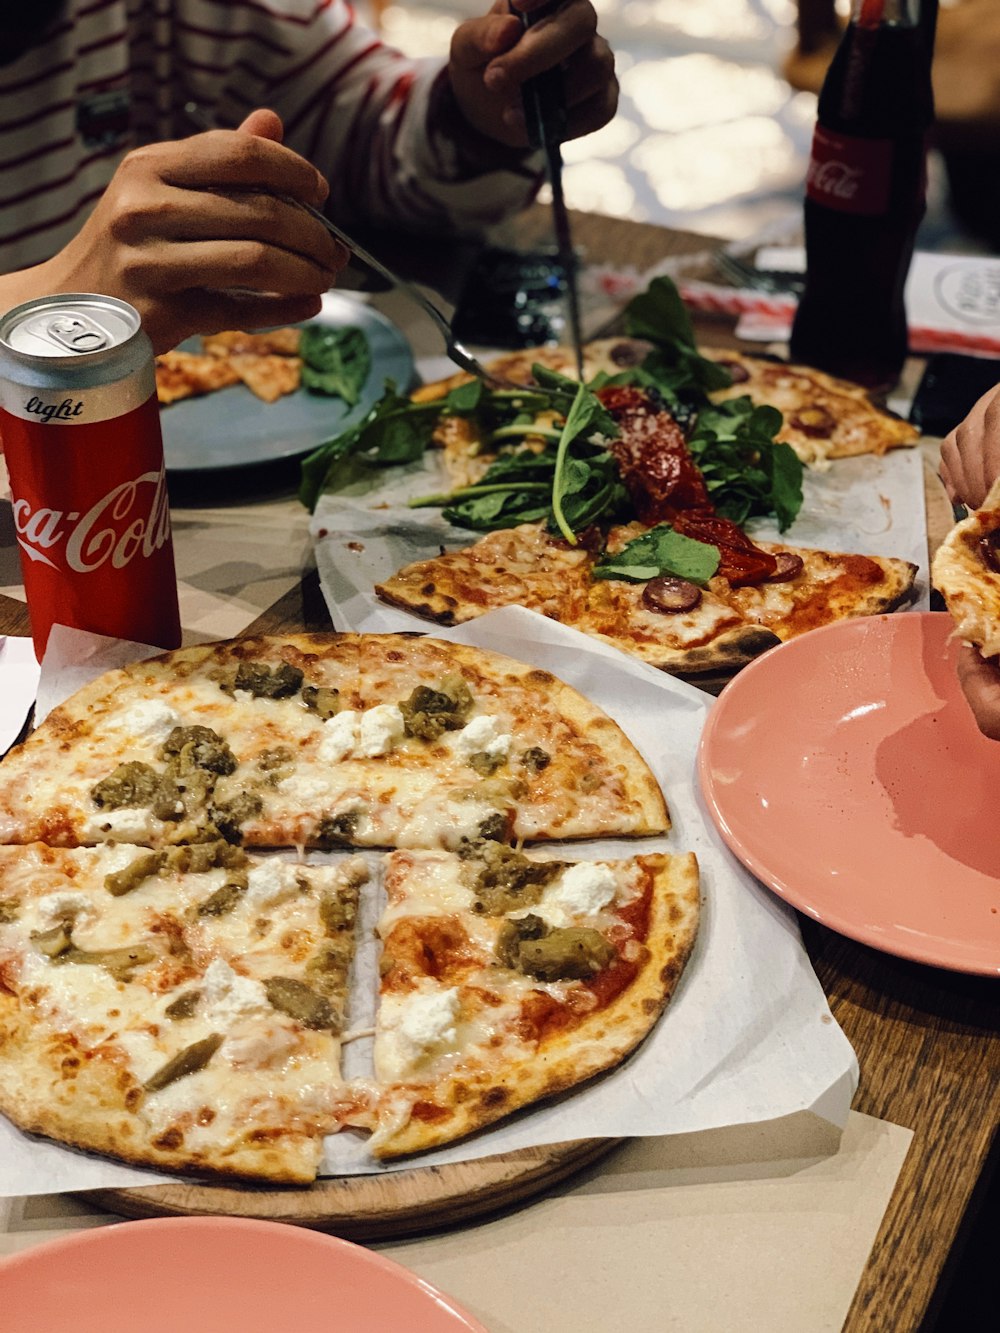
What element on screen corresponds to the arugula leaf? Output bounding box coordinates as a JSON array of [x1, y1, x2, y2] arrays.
[[299, 325, 371, 406], [298, 381, 439, 511], [593, 524, 721, 585], [685, 396, 803, 532], [551, 382, 619, 543], [623, 277, 733, 394]]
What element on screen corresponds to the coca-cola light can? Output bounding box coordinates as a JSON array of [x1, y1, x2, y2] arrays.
[[0, 294, 181, 659]]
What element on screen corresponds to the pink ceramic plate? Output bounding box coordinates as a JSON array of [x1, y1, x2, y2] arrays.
[[0, 1216, 488, 1333], [699, 613, 1000, 975]]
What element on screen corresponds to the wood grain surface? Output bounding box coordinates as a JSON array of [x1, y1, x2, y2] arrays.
[[84, 1139, 621, 1240]]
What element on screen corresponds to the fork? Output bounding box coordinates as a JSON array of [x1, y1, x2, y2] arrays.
[[183, 102, 573, 400]]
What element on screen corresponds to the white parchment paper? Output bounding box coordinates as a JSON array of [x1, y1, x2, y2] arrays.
[[0, 615, 857, 1196], [310, 430, 930, 633]]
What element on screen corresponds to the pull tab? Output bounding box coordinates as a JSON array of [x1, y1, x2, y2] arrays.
[[43, 312, 110, 353]]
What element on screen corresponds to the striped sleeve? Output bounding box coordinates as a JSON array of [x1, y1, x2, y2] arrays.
[[177, 0, 543, 233]]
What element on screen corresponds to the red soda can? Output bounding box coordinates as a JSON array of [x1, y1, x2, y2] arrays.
[[0, 294, 181, 659]]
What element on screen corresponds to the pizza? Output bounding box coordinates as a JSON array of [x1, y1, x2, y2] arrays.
[[369, 843, 699, 1158], [155, 330, 302, 407], [0, 634, 666, 849], [153, 351, 241, 405], [0, 843, 367, 1183], [376, 523, 917, 677], [0, 633, 693, 1181], [931, 476, 1000, 658], [366, 346, 920, 677], [702, 348, 919, 466]]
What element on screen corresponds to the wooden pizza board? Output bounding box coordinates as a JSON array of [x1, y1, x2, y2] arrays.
[[81, 1138, 622, 1238]]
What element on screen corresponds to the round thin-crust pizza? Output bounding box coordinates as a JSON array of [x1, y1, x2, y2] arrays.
[[0, 633, 696, 1182]]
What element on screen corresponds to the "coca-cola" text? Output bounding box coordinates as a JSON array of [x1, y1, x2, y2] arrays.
[[12, 468, 172, 572]]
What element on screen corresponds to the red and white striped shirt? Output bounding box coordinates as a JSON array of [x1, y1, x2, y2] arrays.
[[0, 0, 540, 274]]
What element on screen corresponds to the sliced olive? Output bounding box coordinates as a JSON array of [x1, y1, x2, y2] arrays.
[[164, 989, 202, 1020], [264, 976, 338, 1030], [144, 1033, 223, 1092], [642, 576, 701, 614], [105, 851, 165, 897], [789, 404, 836, 438], [766, 551, 805, 583]]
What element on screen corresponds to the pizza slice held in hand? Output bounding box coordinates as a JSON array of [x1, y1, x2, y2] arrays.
[[932, 476, 1000, 659]]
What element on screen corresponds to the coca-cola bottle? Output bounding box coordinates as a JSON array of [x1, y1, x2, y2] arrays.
[[789, 0, 936, 389]]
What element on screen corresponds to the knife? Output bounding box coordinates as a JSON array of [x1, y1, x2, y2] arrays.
[[513, 4, 585, 382]]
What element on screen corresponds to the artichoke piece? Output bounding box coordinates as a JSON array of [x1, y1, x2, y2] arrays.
[[161, 726, 237, 776], [477, 812, 509, 842], [468, 751, 505, 778], [31, 922, 73, 958], [0, 897, 21, 925], [197, 872, 248, 917], [468, 843, 563, 916], [318, 890, 357, 936], [163, 842, 247, 874], [54, 942, 158, 981], [144, 1033, 224, 1092], [257, 746, 294, 771], [520, 746, 551, 774], [105, 851, 165, 897], [210, 792, 264, 844], [315, 811, 360, 847], [496, 915, 615, 980], [164, 988, 202, 1020], [398, 677, 474, 740], [264, 976, 338, 1030], [90, 761, 161, 810], [231, 661, 304, 699], [302, 686, 340, 720]]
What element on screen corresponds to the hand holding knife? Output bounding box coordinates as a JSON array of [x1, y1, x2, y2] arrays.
[[511, 1, 586, 382]]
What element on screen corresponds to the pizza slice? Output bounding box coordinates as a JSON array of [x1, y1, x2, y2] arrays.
[[375, 523, 917, 677], [931, 476, 1000, 658], [227, 353, 303, 404], [0, 842, 368, 1182], [154, 351, 241, 405], [368, 843, 699, 1158], [0, 634, 667, 850], [702, 348, 919, 466], [202, 329, 302, 358]]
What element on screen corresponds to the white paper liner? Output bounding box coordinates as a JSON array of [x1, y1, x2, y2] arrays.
[[0, 616, 857, 1196]]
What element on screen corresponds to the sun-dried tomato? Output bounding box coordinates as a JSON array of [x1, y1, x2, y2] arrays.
[[670, 513, 778, 585], [598, 385, 710, 520]]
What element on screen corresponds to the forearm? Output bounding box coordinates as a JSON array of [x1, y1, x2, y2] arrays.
[[0, 260, 60, 320]]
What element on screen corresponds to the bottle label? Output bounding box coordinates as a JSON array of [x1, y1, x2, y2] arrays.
[[806, 125, 892, 215]]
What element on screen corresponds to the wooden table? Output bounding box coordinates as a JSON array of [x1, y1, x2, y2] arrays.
[[1, 211, 997, 1333]]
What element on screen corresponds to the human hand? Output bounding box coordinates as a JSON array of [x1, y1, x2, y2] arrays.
[[956, 643, 1000, 741], [448, 0, 617, 149], [39, 110, 347, 354], [939, 382, 1000, 510]]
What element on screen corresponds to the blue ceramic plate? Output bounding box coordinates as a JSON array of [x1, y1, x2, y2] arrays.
[[159, 291, 413, 472]]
